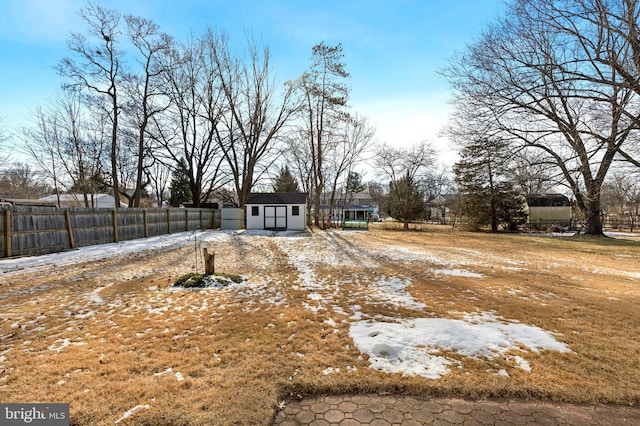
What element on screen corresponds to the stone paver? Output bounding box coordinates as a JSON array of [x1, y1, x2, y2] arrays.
[[273, 394, 640, 425]]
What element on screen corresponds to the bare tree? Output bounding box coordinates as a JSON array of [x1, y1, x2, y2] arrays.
[[325, 114, 375, 226], [146, 160, 171, 207], [507, 149, 560, 195], [601, 171, 640, 231], [151, 35, 228, 206], [443, 0, 640, 235], [0, 117, 11, 167], [208, 32, 297, 208], [56, 3, 124, 207], [0, 164, 51, 199], [375, 140, 435, 185], [283, 130, 315, 223], [23, 91, 106, 206], [120, 15, 173, 207]]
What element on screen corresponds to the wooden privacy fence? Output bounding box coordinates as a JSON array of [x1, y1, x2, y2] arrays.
[[0, 206, 221, 258]]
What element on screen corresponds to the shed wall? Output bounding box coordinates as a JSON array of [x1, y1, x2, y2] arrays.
[[528, 206, 572, 224], [246, 204, 306, 231]]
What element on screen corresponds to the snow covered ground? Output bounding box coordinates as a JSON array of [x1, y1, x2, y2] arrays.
[[0, 229, 576, 381]]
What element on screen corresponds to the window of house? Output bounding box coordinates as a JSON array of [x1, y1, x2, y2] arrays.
[[292, 205, 300, 216], [251, 206, 259, 216]]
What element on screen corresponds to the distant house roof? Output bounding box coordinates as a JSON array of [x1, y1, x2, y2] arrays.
[[38, 193, 123, 208], [525, 193, 571, 207], [246, 192, 307, 205]]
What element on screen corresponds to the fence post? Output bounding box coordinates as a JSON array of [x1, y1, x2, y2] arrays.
[[167, 209, 171, 234], [143, 209, 149, 238], [65, 210, 75, 249], [112, 210, 119, 242], [200, 209, 203, 229], [185, 209, 189, 231], [4, 210, 11, 258]]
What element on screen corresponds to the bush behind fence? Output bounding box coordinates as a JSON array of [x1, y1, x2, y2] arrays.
[[0, 206, 221, 258]]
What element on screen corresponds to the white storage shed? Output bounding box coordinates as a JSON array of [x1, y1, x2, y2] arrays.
[[245, 193, 307, 231]]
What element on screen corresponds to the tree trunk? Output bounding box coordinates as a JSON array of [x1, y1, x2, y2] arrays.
[[582, 197, 604, 235], [111, 110, 120, 209], [203, 248, 215, 275]]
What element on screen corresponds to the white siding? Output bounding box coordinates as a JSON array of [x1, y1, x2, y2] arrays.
[[245, 204, 306, 231]]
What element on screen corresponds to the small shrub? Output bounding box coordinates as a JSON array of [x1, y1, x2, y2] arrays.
[[173, 272, 243, 288]]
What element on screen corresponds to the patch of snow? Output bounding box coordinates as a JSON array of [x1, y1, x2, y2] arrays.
[[431, 268, 484, 278], [511, 355, 531, 372], [366, 277, 427, 311], [349, 312, 571, 379], [48, 338, 87, 353], [308, 293, 324, 301], [497, 369, 510, 377], [324, 318, 338, 327], [0, 230, 231, 276], [115, 404, 151, 424], [175, 372, 184, 382]]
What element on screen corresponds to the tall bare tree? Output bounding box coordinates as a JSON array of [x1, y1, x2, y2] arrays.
[[443, 0, 640, 235], [121, 15, 173, 207], [208, 32, 297, 208], [151, 35, 228, 206], [56, 3, 124, 207]]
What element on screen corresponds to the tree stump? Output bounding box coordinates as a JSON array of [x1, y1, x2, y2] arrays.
[[203, 248, 215, 275]]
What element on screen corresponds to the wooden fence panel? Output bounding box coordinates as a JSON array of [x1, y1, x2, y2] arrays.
[[70, 209, 115, 248], [146, 210, 169, 236], [0, 206, 222, 258], [10, 209, 70, 256]]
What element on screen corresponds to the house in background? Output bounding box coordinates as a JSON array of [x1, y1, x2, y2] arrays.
[[38, 193, 125, 208], [245, 192, 307, 231], [317, 192, 377, 225], [425, 194, 457, 225], [525, 193, 572, 228]]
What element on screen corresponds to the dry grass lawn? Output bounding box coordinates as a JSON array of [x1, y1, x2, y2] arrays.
[[0, 224, 639, 425]]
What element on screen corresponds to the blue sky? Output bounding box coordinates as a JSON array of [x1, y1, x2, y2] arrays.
[[0, 0, 505, 165]]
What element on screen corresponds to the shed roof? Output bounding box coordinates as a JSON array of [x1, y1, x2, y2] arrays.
[[525, 193, 571, 207], [246, 192, 307, 205]]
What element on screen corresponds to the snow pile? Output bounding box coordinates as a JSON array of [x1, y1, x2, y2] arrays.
[[430, 268, 484, 278], [0, 230, 231, 276], [349, 311, 571, 379], [363, 277, 427, 310]]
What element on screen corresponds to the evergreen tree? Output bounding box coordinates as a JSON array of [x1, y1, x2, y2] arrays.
[[386, 173, 426, 230], [453, 138, 527, 231], [345, 171, 365, 193], [272, 165, 300, 192], [169, 159, 192, 207]]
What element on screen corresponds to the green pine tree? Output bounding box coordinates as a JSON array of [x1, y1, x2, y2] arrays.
[[453, 138, 527, 231], [386, 173, 426, 230], [273, 165, 300, 192], [345, 171, 366, 193], [169, 159, 192, 207]]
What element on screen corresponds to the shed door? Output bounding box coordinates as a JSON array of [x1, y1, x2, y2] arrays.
[[264, 206, 287, 230]]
